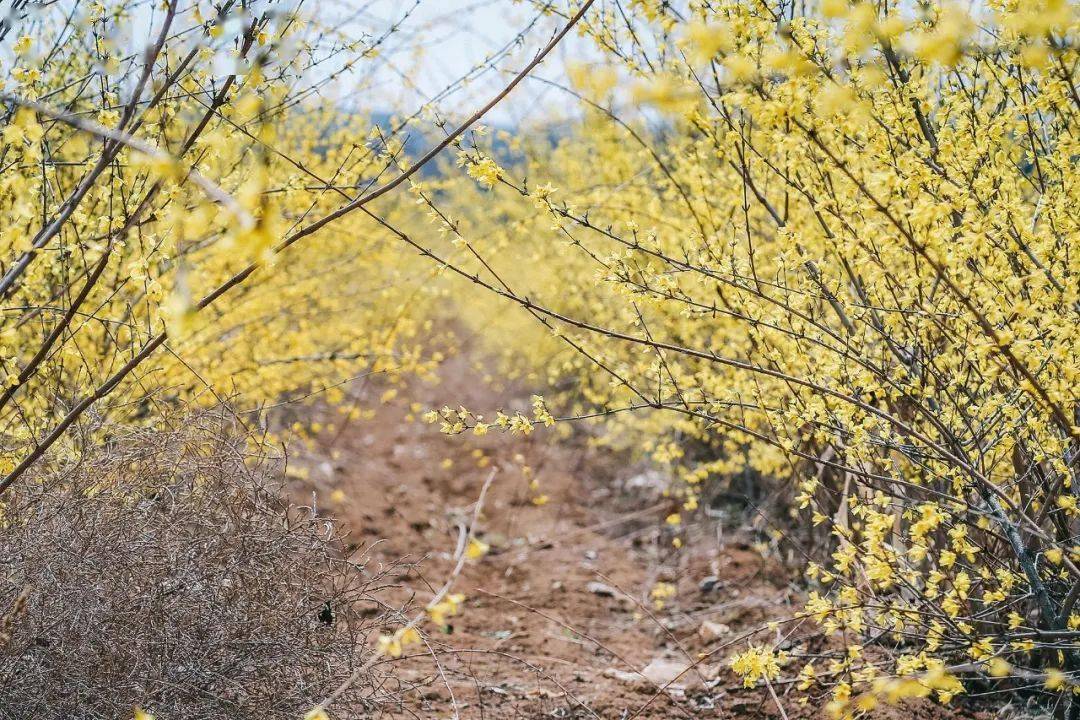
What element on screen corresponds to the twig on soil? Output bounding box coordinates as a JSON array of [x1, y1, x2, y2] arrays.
[[428, 648, 603, 720], [313, 468, 498, 716], [477, 588, 697, 719], [526, 502, 667, 549], [764, 676, 791, 720], [591, 569, 708, 685]]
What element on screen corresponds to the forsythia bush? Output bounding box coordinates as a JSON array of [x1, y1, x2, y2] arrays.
[[416, 0, 1080, 714], [0, 0, 446, 483]]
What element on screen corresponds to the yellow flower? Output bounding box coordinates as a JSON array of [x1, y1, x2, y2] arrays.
[[377, 626, 421, 659], [460, 153, 502, 190], [722, 55, 757, 83], [821, 0, 848, 18], [969, 637, 994, 660], [911, 6, 973, 67], [465, 537, 489, 560], [684, 21, 732, 62], [816, 84, 858, 116], [376, 633, 402, 658], [730, 645, 782, 688], [428, 593, 465, 626], [650, 581, 676, 609], [796, 662, 816, 690]]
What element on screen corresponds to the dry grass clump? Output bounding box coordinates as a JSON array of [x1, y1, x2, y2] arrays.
[[0, 413, 386, 719]]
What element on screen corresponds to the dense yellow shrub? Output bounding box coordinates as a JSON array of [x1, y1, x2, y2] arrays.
[[0, 0, 447, 481], [415, 0, 1080, 713]]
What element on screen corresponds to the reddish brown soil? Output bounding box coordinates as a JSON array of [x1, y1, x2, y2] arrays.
[[287, 359, 985, 719]]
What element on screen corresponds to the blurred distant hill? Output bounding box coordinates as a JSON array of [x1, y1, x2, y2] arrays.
[[364, 108, 566, 178]]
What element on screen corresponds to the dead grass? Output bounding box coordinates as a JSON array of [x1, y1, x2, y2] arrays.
[[0, 412, 392, 719]]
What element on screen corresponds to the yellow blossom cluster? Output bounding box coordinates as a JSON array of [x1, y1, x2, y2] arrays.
[[0, 0, 451, 478], [404, 0, 1080, 712], [730, 644, 785, 688]]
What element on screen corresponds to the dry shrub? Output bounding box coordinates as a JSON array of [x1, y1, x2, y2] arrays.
[[0, 413, 386, 719]]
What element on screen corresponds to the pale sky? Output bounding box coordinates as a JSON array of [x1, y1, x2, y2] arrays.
[[1, 0, 591, 127], [340, 0, 591, 126]]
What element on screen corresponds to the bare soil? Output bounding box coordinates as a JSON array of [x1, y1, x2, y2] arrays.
[[287, 358, 986, 719]]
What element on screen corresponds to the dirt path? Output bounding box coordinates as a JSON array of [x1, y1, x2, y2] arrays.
[[287, 365, 980, 719]]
